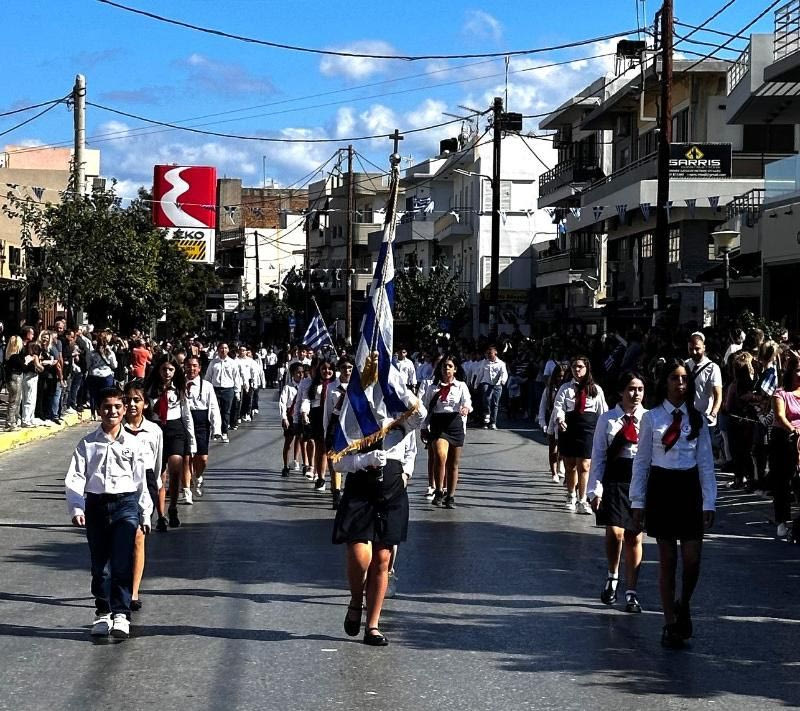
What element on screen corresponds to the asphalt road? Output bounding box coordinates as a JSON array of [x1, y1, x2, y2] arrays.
[[0, 402, 798, 711]]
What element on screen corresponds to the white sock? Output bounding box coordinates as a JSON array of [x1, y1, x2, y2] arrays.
[[607, 572, 619, 590], [625, 589, 636, 598]]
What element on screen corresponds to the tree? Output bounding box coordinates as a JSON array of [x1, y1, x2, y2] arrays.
[[394, 265, 469, 349]]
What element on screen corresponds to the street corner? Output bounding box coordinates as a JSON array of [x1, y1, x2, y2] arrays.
[[0, 410, 93, 454]]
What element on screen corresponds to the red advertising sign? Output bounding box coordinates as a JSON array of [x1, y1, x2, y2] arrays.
[[152, 165, 217, 229]]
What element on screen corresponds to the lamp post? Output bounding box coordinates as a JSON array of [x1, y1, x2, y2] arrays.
[[710, 229, 739, 325]]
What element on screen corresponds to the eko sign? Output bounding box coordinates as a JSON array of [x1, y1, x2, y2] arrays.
[[152, 165, 217, 265], [669, 143, 732, 179]]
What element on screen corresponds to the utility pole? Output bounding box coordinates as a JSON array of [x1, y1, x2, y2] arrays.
[[653, 0, 673, 324], [345, 145, 354, 345], [253, 231, 262, 340], [490, 96, 503, 338], [73, 74, 86, 195]]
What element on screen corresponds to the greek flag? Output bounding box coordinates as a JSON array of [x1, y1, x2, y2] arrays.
[[330, 166, 421, 461], [302, 314, 333, 350]]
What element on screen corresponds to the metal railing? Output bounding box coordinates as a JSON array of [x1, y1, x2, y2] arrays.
[[537, 250, 597, 275], [538, 157, 601, 196], [582, 151, 658, 197], [775, 0, 800, 60], [728, 41, 751, 92], [726, 188, 765, 224]]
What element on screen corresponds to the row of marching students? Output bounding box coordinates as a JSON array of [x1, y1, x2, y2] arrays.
[[539, 354, 717, 649], [64, 352, 227, 639]]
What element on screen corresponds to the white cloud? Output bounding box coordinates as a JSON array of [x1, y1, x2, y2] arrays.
[[319, 41, 397, 80], [463, 10, 503, 42], [335, 107, 356, 138], [174, 53, 275, 97], [359, 104, 396, 136]]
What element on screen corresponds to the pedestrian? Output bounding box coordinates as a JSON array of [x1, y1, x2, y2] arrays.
[[279, 361, 304, 477], [770, 353, 800, 540], [302, 357, 336, 493], [537, 363, 568, 483], [588, 372, 646, 613], [333, 407, 425, 647], [476, 346, 508, 429], [394, 347, 417, 390], [145, 357, 196, 531], [184, 355, 221, 501], [235, 345, 253, 423], [129, 338, 152, 380], [553, 356, 608, 514], [35, 330, 59, 425], [324, 357, 353, 509], [87, 332, 117, 420], [630, 358, 716, 649], [724, 352, 757, 490], [65, 385, 152, 638], [685, 331, 723, 427], [421, 355, 472, 508], [122, 379, 163, 613], [296, 360, 316, 479], [204, 343, 241, 442], [4, 336, 24, 430], [21, 341, 44, 427]]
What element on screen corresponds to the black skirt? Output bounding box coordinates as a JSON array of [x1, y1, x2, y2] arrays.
[[595, 457, 639, 532], [429, 412, 465, 447], [332, 459, 408, 546], [191, 409, 210, 456], [310, 406, 325, 441], [644, 465, 704, 540], [160, 419, 188, 467], [559, 410, 598, 459]]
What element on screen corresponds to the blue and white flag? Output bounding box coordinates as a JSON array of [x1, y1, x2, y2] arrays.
[[331, 166, 422, 461], [302, 314, 334, 350]]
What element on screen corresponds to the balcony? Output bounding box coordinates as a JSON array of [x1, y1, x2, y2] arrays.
[[580, 151, 657, 204], [726, 188, 765, 225], [434, 211, 473, 243], [765, 153, 800, 203], [765, 0, 800, 81], [536, 250, 597, 288], [538, 158, 604, 206]]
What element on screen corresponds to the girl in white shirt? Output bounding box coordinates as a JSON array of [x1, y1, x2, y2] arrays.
[[537, 363, 568, 483], [302, 358, 337, 493], [421, 356, 472, 509], [587, 372, 647, 614], [552, 356, 608, 514], [631, 358, 716, 649]]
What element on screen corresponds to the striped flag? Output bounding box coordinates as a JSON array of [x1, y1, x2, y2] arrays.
[[330, 165, 424, 461], [302, 314, 334, 350]]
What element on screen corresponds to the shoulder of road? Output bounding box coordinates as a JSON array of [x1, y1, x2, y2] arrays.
[[0, 411, 93, 455]]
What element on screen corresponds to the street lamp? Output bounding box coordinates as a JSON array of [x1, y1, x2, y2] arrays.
[[710, 229, 739, 323], [453, 168, 492, 181]]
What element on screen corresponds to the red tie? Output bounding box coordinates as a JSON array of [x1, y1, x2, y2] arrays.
[[157, 390, 169, 424], [607, 414, 638, 460], [439, 383, 453, 402], [662, 409, 682, 452], [575, 384, 586, 414]]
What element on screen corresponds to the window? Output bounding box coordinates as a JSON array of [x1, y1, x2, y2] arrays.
[[641, 233, 653, 258], [637, 130, 656, 159], [668, 227, 681, 264], [672, 107, 690, 142], [742, 124, 795, 153], [482, 180, 512, 212], [708, 238, 722, 261]]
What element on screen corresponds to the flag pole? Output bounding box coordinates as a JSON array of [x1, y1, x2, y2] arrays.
[[311, 295, 336, 348]]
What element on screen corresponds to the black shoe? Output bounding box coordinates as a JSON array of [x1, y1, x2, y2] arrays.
[[168, 508, 181, 528], [363, 627, 389, 646], [344, 603, 362, 637], [313, 478, 326, 492], [331, 489, 341, 510], [130, 599, 142, 612], [281, 466, 290, 477], [624, 592, 642, 613], [443, 495, 456, 509], [155, 516, 168, 532], [431, 490, 444, 506], [675, 599, 692, 639], [600, 577, 618, 605], [661, 623, 685, 649]]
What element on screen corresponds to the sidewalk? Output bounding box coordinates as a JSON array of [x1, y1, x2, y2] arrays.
[[0, 409, 93, 455]]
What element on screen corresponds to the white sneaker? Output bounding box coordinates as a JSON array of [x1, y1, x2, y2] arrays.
[[194, 476, 204, 497], [244, 415, 251, 422], [551, 473, 560, 483], [577, 499, 592, 515], [778, 522, 788, 538], [558, 461, 566, 476], [32, 417, 45, 426], [252, 409, 259, 415], [111, 613, 130, 639], [565, 497, 577, 513], [183, 487, 193, 505], [64, 407, 77, 415], [221, 434, 229, 443], [291, 461, 301, 472], [490, 423, 497, 430], [425, 486, 435, 500], [91, 612, 113, 636]]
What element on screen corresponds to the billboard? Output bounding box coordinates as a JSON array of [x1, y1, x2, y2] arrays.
[[153, 165, 217, 264], [669, 143, 732, 179]]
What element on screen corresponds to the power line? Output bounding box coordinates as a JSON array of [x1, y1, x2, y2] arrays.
[[674, 20, 746, 40], [0, 99, 67, 139], [0, 97, 68, 119], [97, 1, 641, 62], [672, 0, 741, 47], [518, 135, 552, 171]]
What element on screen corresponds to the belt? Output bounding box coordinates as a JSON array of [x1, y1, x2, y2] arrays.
[[86, 491, 137, 502]]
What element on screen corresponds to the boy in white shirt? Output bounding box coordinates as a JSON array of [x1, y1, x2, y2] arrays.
[[65, 385, 151, 639]]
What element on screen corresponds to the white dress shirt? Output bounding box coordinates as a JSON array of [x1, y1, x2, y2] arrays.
[[630, 401, 717, 511], [337, 428, 419, 477], [552, 380, 608, 424], [301, 378, 336, 415], [395, 358, 417, 388], [185, 377, 222, 437], [476, 358, 509, 387], [124, 417, 164, 489], [279, 381, 299, 421], [587, 404, 645, 499], [684, 356, 722, 419], [148, 386, 197, 454], [324, 380, 347, 435], [294, 377, 312, 424], [422, 379, 472, 432], [65, 425, 153, 520], [204, 356, 242, 390]]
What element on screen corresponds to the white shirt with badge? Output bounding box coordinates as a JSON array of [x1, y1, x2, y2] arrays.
[[587, 404, 645, 500], [552, 380, 608, 424], [185, 376, 222, 437]]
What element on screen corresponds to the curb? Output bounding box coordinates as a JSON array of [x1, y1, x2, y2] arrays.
[[0, 411, 93, 455]]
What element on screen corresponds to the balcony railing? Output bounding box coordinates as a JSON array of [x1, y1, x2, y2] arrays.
[[537, 250, 597, 275], [581, 151, 657, 200], [726, 188, 765, 222], [538, 158, 603, 197], [728, 41, 751, 92], [775, 0, 800, 61]]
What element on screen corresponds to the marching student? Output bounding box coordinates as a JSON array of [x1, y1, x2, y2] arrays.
[[302, 357, 337, 492], [184, 355, 222, 500], [204, 343, 241, 442], [324, 357, 353, 508], [587, 372, 646, 614], [476, 346, 508, 429], [279, 362, 304, 477], [236, 345, 254, 423], [122, 379, 163, 613], [295, 360, 316, 479], [553, 355, 608, 514], [145, 357, 196, 531], [65, 385, 152, 639], [630, 358, 716, 649], [537, 363, 568, 483], [422, 355, 472, 509]]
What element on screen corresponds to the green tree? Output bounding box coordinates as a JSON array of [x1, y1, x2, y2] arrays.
[[394, 265, 469, 349]]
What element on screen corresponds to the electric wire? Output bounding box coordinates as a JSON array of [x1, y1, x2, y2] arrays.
[[0, 99, 67, 139], [0, 97, 69, 119]]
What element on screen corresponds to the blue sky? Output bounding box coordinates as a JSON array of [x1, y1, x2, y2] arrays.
[[1, 0, 773, 196]]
